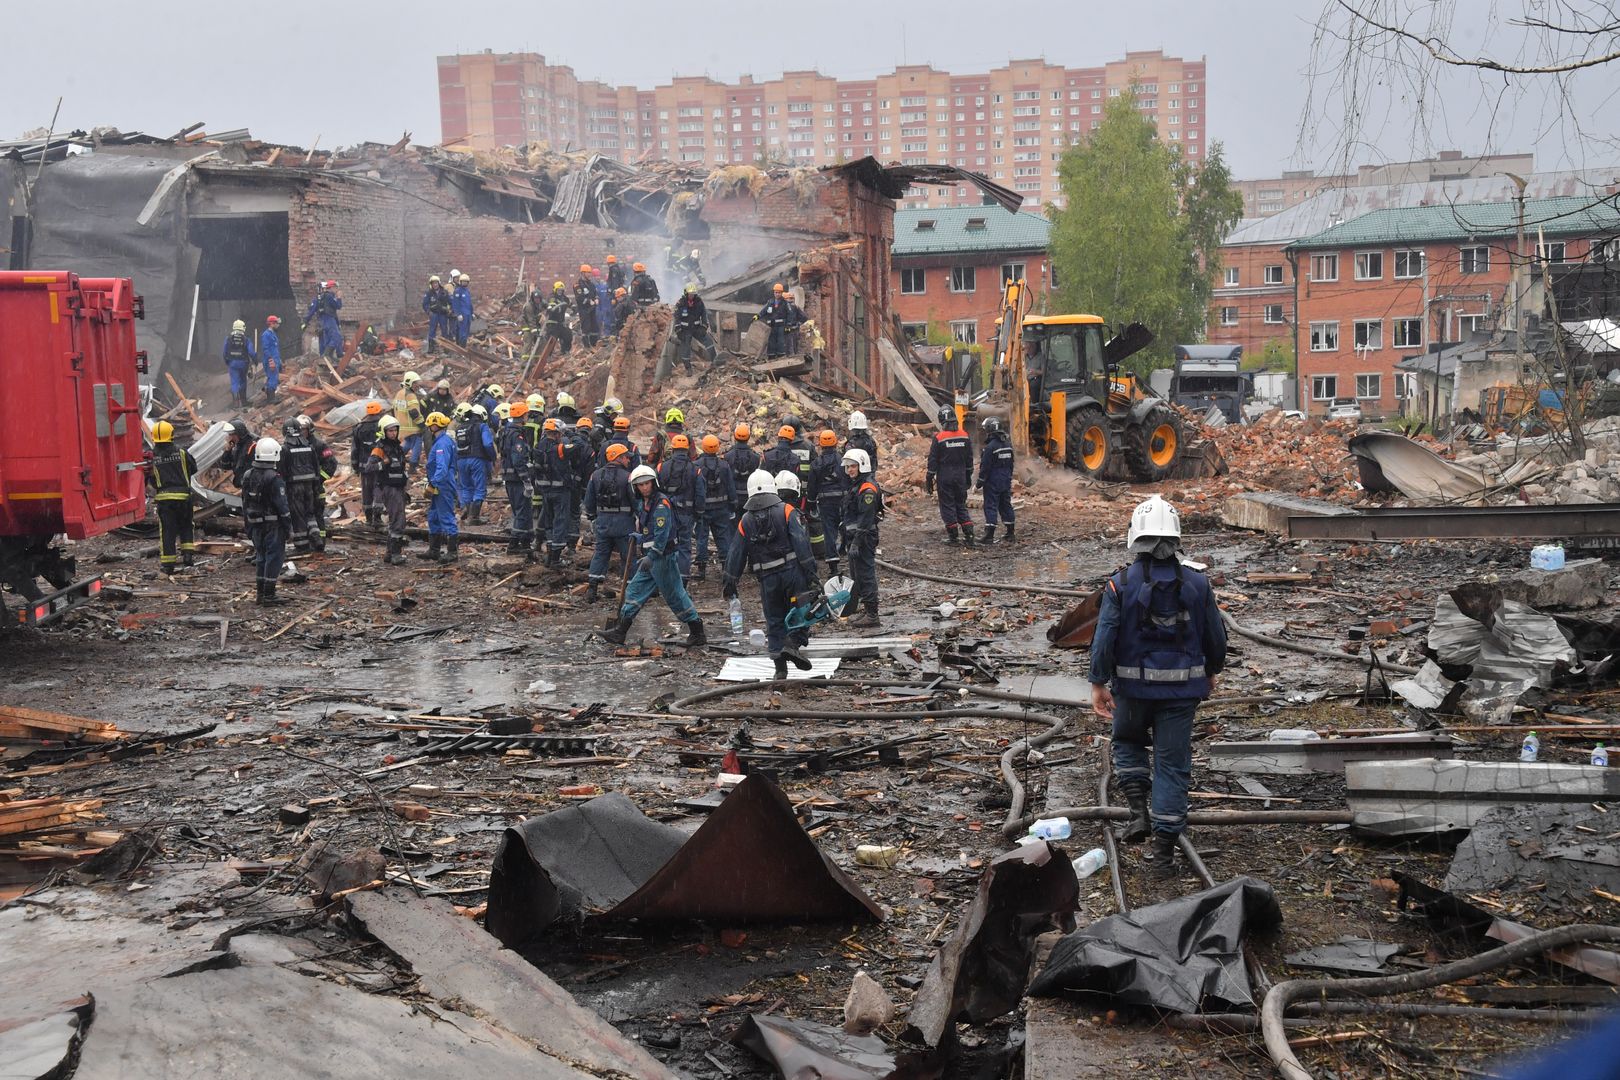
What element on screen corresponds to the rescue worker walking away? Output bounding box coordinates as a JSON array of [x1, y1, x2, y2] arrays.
[[693, 434, 735, 583], [925, 405, 975, 545], [723, 470, 818, 680], [724, 424, 760, 516], [1088, 496, 1227, 872], [839, 448, 881, 627], [351, 401, 385, 527], [630, 262, 660, 307], [583, 442, 635, 603], [148, 421, 197, 574], [454, 404, 496, 525], [498, 401, 535, 558], [421, 412, 459, 564], [396, 372, 427, 471], [223, 319, 256, 412], [368, 417, 410, 565], [279, 419, 321, 553], [242, 437, 292, 605], [977, 416, 1016, 543], [534, 418, 574, 566], [812, 429, 849, 577], [303, 281, 343, 362], [602, 466, 706, 647]]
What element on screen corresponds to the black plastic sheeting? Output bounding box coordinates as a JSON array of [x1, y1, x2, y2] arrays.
[[731, 1014, 950, 1080], [486, 774, 882, 947], [1028, 876, 1282, 1014]]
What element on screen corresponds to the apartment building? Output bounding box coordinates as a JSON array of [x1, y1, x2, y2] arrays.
[[436, 50, 1206, 210], [890, 206, 1053, 347], [1233, 151, 1536, 218]]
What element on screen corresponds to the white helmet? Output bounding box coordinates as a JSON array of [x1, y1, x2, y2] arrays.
[[1127, 495, 1182, 553], [255, 436, 282, 464], [449, 268, 460, 281], [690, 248, 701, 259], [746, 469, 777, 498], [629, 465, 658, 487], [848, 410, 868, 431], [774, 470, 800, 495], [380, 416, 400, 433], [841, 448, 870, 473], [471, 404, 488, 419]]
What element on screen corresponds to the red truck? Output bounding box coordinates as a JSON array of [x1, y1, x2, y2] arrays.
[[0, 271, 148, 625]]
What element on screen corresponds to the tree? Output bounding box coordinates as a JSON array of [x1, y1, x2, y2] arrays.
[[1048, 92, 1243, 371]]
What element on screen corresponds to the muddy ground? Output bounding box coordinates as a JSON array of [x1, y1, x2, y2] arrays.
[[3, 486, 1613, 1079]]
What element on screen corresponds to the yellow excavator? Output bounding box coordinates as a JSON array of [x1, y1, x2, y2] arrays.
[[991, 279, 1183, 482]]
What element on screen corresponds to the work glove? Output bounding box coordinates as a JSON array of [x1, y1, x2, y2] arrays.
[[925, 475, 936, 495]]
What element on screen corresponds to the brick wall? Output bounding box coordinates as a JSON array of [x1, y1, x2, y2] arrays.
[[287, 176, 406, 329], [893, 252, 1051, 346], [1207, 242, 1294, 353]]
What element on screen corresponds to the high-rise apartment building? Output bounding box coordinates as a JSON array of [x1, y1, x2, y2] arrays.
[[437, 50, 1206, 209]]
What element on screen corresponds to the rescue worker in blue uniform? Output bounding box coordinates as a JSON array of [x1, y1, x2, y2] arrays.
[[812, 429, 849, 577], [692, 434, 735, 583], [1089, 496, 1227, 872], [261, 315, 283, 404], [278, 419, 321, 553], [594, 269, 612, 339], [724, 469, 818, 680], [925, 405, 976, 545], [596, 415, 641, 471], [367, 417, 410, 565], [839, 448, 882, 627], [655, 432, 705, 583], [602, 466, 706, 647], [421, 412, 459, 564], [222, 318, 256, 412], [845, 410, 878, 476], [976, 416, 1016, 544], [583, 443, 636, 603], [453, 404, 496, 525], [147, 421, 197, 574], [499, 401, 535, 558], [563, 416, 594, 551], [755, 282, 800, 359], [242, 436, 292, 605], [724, 424, 761, 516], [473, 382, 502, 423], [422, 275, 453, 354], [451, 273, 474, 346], [534, 418, 574, 566], [671, 284, 713, 372], [303, 280, 343, 362], [351, 401, 386, 528]]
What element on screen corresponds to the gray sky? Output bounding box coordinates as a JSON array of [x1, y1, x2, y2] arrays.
[[4, 0, 1617, 179]]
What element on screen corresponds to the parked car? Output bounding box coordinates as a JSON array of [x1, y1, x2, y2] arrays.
[[1327, 398, 1363, 423]]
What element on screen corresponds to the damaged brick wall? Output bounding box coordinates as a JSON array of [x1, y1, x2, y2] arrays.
[[405, 216, 649, 313], [287, 176, 406, 328]]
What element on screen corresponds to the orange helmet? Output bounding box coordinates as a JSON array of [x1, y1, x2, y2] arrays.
[[543, 417, 559, 432], [576, 416, 594, 429], [605, 443, 629, 462], [670, 432, 690, 450], [606, 254, 618, 264], [365, 400, 384, 416], [700, 434, 720, 454], [777, 424, 796, 440], [579, 263, 592, 274], [632, 262, 646, 273], [613, 415, 630, 431], [734, 423, 751, 441], [817, 429, 837, 447], [614, 287, 627, 298], [773, 282, 785, 293], [509, 401, 530, 419]]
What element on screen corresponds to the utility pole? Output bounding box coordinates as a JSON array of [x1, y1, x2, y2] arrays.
[[1506, 172, 1529, 366]]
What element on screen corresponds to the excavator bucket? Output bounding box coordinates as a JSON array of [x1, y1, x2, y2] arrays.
[[1103, 322, 1154, 368]]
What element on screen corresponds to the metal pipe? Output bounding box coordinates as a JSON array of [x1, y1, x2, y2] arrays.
[[1172, 1000, 1586, 1032], [874, 557, 1088, 597], [1096, 753, 1128, 913], [1222, 611, 1419, 676], [1010, 806, 1354, 832]]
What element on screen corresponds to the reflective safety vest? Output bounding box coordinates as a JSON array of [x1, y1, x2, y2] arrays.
[[659, 450, 697, 514], [375, 441, 408, 488], [697, 455, 730, 513], [738, 502, 797, 574], [1109, 557, 1214, 700], [282, 436, 318, 484], [150, 445, 194, 502]]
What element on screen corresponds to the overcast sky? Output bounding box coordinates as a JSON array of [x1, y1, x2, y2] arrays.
[[4, 0, 1617, 180]]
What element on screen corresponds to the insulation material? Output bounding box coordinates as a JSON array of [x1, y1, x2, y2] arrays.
[[1348, 430, 1489, 501]]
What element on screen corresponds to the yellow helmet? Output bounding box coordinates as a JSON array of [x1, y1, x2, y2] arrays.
[[487, 384, 504, 397], [231, 319, 246, 332], [495, 402, 511, 420], [663, 407, 685, 425], [526, 393, 545, 410], [553, 280, 565, 290], [556, 392, 575, 409], [152, 420, 174, 443], [403, 371, 421, 387], [425, 412, 450, 429], [453, 402, 472, 419], [603, 397, 623, 414]]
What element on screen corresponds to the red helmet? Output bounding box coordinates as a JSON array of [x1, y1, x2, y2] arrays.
[[266, 315, 281, 326]]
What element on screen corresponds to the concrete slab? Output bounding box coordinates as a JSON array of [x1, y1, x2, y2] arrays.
[[1208, 733, 1457, 775], [1221, 492, 1355, 534], [1348, 757, 1620, 835], [1491, 557, 1609, 611]]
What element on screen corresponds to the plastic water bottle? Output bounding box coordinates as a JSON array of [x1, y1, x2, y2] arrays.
[[1593, 743, 1609, 767], [728, 597, 744, 636], [1027, 817, 1072, 841], [748, 628, 766, 649], [1072, 848, 1108, 880], [1520, 732, 1540, 763]]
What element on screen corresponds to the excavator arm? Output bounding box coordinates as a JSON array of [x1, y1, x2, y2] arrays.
[[996, 279, 1034, 456]]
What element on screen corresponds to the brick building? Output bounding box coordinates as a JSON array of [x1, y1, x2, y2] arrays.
[[1286, 195, 1620, 418], [890, 207, 1052, 347], [437, 50, 1206, 211]]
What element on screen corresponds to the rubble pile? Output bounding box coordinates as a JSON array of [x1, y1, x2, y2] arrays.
[[1202, 411, 1362, 499]]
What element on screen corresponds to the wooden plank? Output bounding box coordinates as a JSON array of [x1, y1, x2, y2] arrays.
[[877, 337, 941, 424], [163, 371, 206, 434]]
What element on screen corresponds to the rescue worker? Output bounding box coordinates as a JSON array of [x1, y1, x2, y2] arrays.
[[602, 465, 706, 647], [693, 434, 735, 582], [671, 284, 712, 372], [298, 414, 338, 549], [521, 284, 547, 351], [646, 408, 686, 469], [545, 282, 574, 355], [303, 280, 343, 361], [759, 425, 802, 494], [656, 432, 704, 583], [454, 403, 496, 525], [421, 412, 459, 564], [426, 378, 455, 418], [261, 315, 283, 404], [350, 401, 385, 527], [725, 424, 761, 516], [598, 414, 641, 470], [279, 419, 321, 553], [977, 416, 1016, 544], [1089, 496, 1227, 872], [474, 382, 502, 421], [498, 401, 535, 558], [395, 372, 427, 472], [925, 405, 975, 545], [756, 283, 799, 359], [533, 417, 572, 565], [574, 266, 600, 348], [422, 275, 454, 354], [812, 429, 849, 576], [359, 324, 382, 356], [553, 391, 580, 425], [630, 261, 660, 307], [451, 273, 474, 346], [522, 398, 548, 551], [223, 318, 257, 411], [610, 287, 636, 336], [224, 419, 259, 488], [242, 436, 292, 605], [680, 247, 706, 287], [839, 448, 881, 627], [148, 421, 197, 574], [604, 253, 625, 294], [367, 417, 410, 565], [564, 416, 593, 550], [583, 442, 635, 603], [723, 470, 818, 679], [593, 267, 612, 341], [846, 410, 879, 476]]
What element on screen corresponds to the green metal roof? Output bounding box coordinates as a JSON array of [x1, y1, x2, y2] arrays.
[[1288, 194, 1620, 251], [892, 206, 1051, 257]]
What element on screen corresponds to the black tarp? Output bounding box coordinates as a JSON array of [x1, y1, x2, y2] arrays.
[[1028, 876, 1282, 1014]]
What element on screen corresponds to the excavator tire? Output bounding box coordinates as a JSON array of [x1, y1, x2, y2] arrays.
[[1123, 405, 1183, 483], [1065, 405, 1114, 476]]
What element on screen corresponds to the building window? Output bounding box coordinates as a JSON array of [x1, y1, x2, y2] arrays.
[[1220, 306, 1239, 326], [949, 266, 976, 293], [900, 268, 926, 294], [1393, 317, 1423, 348], [1310, 321, 1339, 351], [1393, 249, 1424, 279], [1537, 241, 1567, 263], [1395, 372, 1416, 399], [1224, 267, 1239, 286], [1264, 264, 1285, 285], [949, 319, 978, 344], [1355, 373, 1381, 400], [902, 322, 928, 342], [1353, 319, 1382, 350], [1354, 251, 1383, 280], [1460, 245, 1490, 274], [1001, 261, 1026, 283], [1459, 312, 1489, 335], [1310, 254, 1338, 282], [1264, 303, 1284, 324], [1312, 375, 1338, 401]]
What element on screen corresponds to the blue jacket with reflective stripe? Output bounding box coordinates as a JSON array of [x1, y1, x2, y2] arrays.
[[1090, 556, 1226, 700]]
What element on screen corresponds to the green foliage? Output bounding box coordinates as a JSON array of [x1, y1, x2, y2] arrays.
[[1245, 338, 1294, 372], [1049, 91, 1244, 371]]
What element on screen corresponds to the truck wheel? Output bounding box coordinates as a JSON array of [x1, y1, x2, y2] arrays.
[[1124, 406, 1182, 482], [1066, 406, 1113, 476]]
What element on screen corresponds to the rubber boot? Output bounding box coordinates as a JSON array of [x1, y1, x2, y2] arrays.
[[944, 526, 959, 544], [418, 533, 442, 561], [506, 535, 522, 555], [685, 619, 707, 647], [182, 551, 196, 568], [470, 501, 484, 526], [772, 653, 790, 680], [1004, 522, 1015, 544], [441, 536, 459, 564], [389, 538, 408, 566], [979, 525, 996, 545], [782, 645, 813, 671], [524, 541, 538, 564], [260, 582, 289, 606], [962, 525, 976, 548], [827, 557, 839, 578], [545, 546, 561, 568], [1148, 832, 1178, 874], [1119, 792, 1151, 843], [694, 562, 707, 583], [850, 607, 879, 629], [586, 582, 599, 604], [602, 614, 632, 644]]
